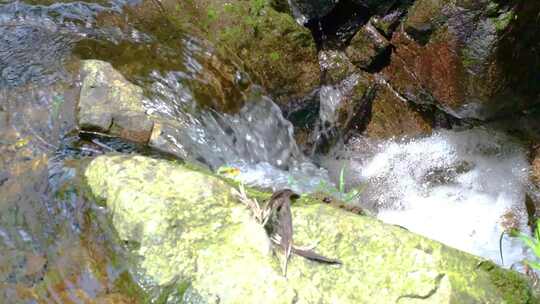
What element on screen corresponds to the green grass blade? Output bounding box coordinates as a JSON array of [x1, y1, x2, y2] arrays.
[[339, 165, 346, 193]]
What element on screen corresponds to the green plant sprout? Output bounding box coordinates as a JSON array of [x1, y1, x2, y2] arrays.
[[316, 165, 365, 204], [500, 221, 540, 270]]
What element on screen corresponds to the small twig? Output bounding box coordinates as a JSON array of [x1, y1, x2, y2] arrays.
[[231, 184, 270, 225], [91, 139, 115, 152], [21, 118, 56, 151], [499, 231, 506, 265]]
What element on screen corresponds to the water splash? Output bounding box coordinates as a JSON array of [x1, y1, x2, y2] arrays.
[[326, 128, 532, 267]]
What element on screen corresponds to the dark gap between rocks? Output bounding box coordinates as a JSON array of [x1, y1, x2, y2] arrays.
[[306, 0, 370, 50], [363, 45, 393, 73]]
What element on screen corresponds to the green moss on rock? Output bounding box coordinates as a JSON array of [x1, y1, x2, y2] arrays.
[[171, 0, 320, 105], [83, 155, 535, 303]]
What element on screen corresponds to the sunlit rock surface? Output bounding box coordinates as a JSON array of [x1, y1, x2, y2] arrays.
[[84, 155, 534, 303], [172, 0, 320, 106], [78, 60, 154, 143]]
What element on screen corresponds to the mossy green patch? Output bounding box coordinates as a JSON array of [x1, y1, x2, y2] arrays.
[[170, 0, 319, 104], [83, 155, 535, 303]]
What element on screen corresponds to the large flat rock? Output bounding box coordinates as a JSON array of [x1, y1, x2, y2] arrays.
[[84, 155, 534, 303]]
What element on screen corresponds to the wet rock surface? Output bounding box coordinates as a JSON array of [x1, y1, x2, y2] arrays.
[[364, 84, 432, 139], [78, 60, 153, 143], [84, 154, 535, 303], [381, 0, 540, 120], [172, 0, 320, 106], [345, 22, 390, 70]]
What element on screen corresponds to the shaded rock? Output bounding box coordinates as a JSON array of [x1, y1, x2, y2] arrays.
[[383, 0, 540, 120], [291, 0, 397, 23], [78, 60, 153, 143], [289, 0, 337, 21], [307, 0, 370, 49], [345, 22, 390, 70], [365, 83, 432, 139], [281, 89, 321, 153], [269, 0, 292, 14], [370, 8, 404, 37], [331, 72, 376, 134], [319, 50, 357, 85], [84, 155, 535, 303], [351, 0, 398, 14]]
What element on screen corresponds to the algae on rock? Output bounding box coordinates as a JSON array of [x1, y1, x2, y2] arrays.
[[83, 155, 535, 303], [171, 0, 320, 105]]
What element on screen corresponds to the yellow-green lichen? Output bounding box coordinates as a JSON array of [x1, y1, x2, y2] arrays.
[[83, 155, 534, 303]]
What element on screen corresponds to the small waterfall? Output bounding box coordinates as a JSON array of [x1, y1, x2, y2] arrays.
[[141, 66, 331, 193]]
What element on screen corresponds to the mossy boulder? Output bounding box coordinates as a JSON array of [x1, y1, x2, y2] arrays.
[[171, 0, 320, 106], [84, 155, 535, 303]]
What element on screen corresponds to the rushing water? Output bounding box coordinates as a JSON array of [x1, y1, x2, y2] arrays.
[[0, 0, 189, 302], [323, 128, 532, 269]]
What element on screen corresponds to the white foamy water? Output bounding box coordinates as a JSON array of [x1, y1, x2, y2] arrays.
[[343, 128, 531, 267]]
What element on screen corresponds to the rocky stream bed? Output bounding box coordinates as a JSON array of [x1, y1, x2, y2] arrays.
[[1, 0, 540, 303]]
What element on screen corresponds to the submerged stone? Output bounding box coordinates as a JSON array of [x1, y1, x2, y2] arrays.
[[84, 155, 534, 303]]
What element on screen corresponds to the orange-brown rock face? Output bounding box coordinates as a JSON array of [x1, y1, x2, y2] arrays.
[[383, 31, 465, 112], [380, 0, 540, 120], [365, 85, 432, 139]]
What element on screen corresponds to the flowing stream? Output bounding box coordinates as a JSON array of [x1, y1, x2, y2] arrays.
[[0, 0, 536, 301]]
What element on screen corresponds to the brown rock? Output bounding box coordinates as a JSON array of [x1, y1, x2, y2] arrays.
[[365, 85, 432, 139], [382, 0, 540, 120], [383, 31, 465, 110], [111, 115, 154, 144]]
